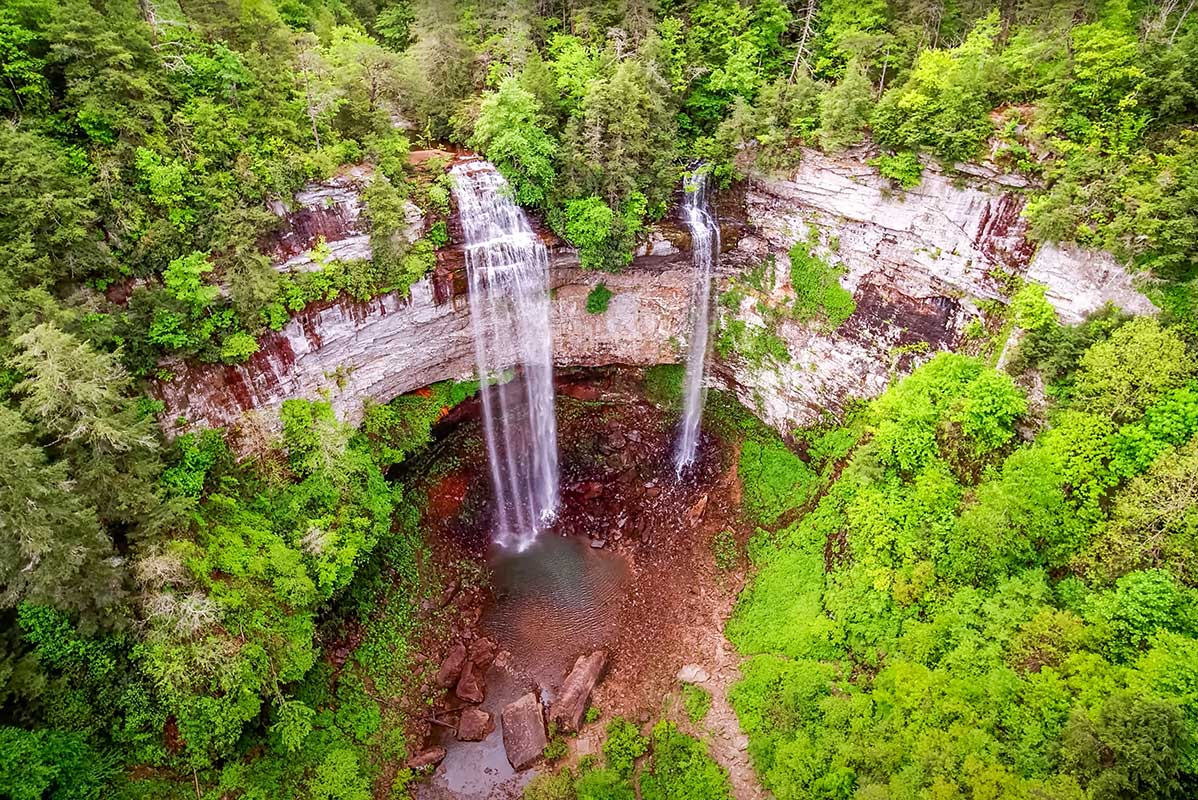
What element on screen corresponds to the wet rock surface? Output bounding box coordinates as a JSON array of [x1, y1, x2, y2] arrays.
[[501, 693, 547, 771], [435, 642, 466, 688], [408, 747, 447, 770], [457, 708, 493, 742], [549, 651, 608, 733], [454, 660, 486, 704], [468, 636, 497, 669]]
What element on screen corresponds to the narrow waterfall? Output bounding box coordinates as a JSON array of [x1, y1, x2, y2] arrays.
[[674, 170, 720, 474], [451, 160, 559, 551]]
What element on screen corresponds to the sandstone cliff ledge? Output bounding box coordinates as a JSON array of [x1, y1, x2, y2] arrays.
[[153, 151, 1155, 443]]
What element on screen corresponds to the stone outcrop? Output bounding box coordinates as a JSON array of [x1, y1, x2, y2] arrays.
[[155, 150, 1155, 444], [712, 147, 1156, 433], [457, 708, 493, 742], [548, 651, 607, 733], [154, 256, 693, 436], [264, 163, 423, 272], [265, 164, 375, 272], [501, 693, 547, 771]]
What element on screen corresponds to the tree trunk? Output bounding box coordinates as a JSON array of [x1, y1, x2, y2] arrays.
[[139, 0, 159, 44], [301, 68, 321, 149], [1171, 0, 1196, 44], [789, 0, 819, 83]]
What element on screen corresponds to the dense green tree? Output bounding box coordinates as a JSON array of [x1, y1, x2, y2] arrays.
[[1071, 318, 1193, 424], [397, 0, 473, 139], [1083, 440, 1198, 586], [0, 125, 108, 292], [679, 0, 791, 135], [471, 77, 558, 207], [871, 11, 1000, 162], [0, 408, 121, 620], [1061, 692, 1187, 799], [813, 0, 891, 78], [816, 57, 871, 150], [559, 57, 677, 211], [11, 324, 169, 531]]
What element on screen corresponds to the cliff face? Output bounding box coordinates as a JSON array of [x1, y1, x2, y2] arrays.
[[264, 164, 376, 272], [155, 152, 1155, 443], [154, 258, 695, 435], [713, 147, 1155, 433]]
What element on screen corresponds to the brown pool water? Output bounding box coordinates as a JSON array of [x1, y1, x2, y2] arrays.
[[419, 534, 631, 799]]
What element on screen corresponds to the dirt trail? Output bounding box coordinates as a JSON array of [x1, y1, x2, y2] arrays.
[[679, 608, 766, 800]]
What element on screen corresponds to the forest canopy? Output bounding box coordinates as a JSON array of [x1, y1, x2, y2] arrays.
[[0, 0, 1196, 799]]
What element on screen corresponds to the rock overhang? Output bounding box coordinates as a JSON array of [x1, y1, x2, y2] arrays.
[[152, 151, 1156, 449]]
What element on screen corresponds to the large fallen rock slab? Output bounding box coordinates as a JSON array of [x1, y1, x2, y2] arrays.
[[435, 642, 466, 688], [549, 651, 608, 733], [454, 660, 486, 704], [457, 707, 494, 742], [502, 692, 547, 771]]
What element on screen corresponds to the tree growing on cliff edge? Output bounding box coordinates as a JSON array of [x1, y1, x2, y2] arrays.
[[471, 76, 558, 208], [816, 57, 871, 150], [870, 11, 1001, 162]]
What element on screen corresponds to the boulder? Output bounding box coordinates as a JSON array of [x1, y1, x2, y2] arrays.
[[455, 660, 486, 704], [435, 642, 467, 689], [468, 636, 497, 669], [685, 494, 708, 527], [457, 708, 494, 742], [407, 747, 447, 770], [502, 693, 547, 770], [549, 651, 608, 733], [676, 664, 710, 684]]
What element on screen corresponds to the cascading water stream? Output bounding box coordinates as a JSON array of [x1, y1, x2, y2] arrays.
[[674, 169, 720, 474], [451, 159, 559, 551]]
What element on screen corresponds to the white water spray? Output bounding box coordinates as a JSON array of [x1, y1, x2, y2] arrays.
[[674, 169, 720, 475], [452, 160, 559, 550]]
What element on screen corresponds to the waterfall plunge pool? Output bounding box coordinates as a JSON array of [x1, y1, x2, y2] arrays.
[[404, 368, 751, 799]]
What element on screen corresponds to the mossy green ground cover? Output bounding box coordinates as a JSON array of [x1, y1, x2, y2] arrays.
[[725, 317, 1198, 799]]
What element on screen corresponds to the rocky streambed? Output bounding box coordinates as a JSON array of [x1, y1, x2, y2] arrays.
[[399, 369, 755, 799]]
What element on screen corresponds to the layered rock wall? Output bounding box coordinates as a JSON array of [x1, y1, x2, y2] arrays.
[[713, 147, 1155, 432], [154, 258, 692, 435], [155, 151, 1155, 443]]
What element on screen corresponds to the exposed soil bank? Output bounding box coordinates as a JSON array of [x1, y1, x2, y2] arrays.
[[401, 368, 759, 799]]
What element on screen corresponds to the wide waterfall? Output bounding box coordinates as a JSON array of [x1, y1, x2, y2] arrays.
[[451, 160, 559, 551], [674, 170, 720, 474]]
